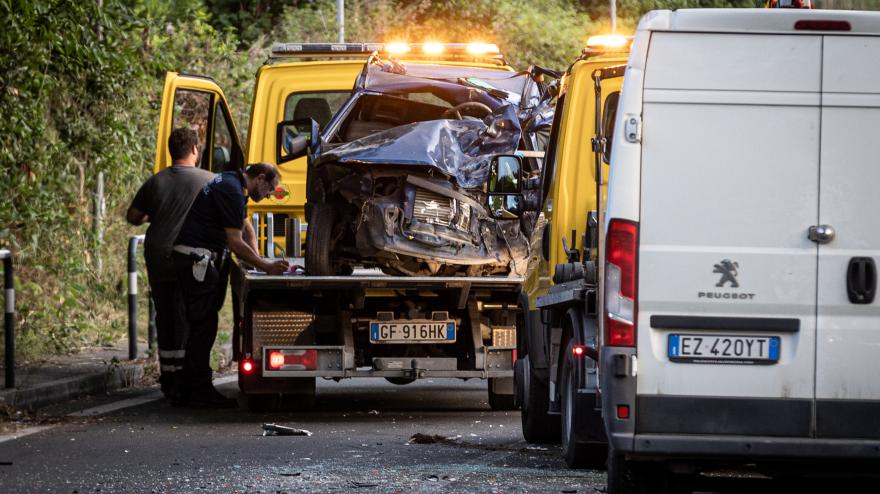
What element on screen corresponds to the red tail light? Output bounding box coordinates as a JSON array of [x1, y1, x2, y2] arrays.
[[264, 349, 318, 370], [268, 351, 285, 369], [241, 359, 255, 374], [604, 219, 639, 347], [572, 345, 586, 357]]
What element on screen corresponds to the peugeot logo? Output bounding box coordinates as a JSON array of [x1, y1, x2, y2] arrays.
[[713, 259, 740, 288]]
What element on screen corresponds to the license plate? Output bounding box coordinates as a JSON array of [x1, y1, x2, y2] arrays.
[[369, 321, 456, 344], [668, 334, 780, 365]]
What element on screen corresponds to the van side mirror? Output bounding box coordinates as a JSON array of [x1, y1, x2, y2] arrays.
[[487, 155, 523, 219], [277, 118, 320, 164]]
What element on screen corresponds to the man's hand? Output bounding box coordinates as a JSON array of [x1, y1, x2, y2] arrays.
[[260, 258, 290, 275]]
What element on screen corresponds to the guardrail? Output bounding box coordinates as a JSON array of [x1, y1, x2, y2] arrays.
[[1, 249, 14, 388]]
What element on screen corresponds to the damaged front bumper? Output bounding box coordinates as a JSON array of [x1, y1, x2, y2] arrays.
[[353, 174, 529, 276]]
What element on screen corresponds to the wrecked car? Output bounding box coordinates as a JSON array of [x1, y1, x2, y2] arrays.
[[282, 57, 557, 276]]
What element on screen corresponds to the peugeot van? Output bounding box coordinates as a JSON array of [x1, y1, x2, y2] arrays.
[[601, 8, 880, 492]]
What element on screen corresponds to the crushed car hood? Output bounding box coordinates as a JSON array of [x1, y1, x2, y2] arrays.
[[316, 104, 522, 189]]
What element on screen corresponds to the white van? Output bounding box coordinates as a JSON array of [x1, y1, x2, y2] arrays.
[[601, 8, 880, 492]]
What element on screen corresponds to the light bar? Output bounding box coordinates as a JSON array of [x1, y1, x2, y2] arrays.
[[384, 42, 411, 55], [586, 34, 629, 49], [271, 42, 383, 57], [269, 41, 505, 64], [423, 42, 445, 55]]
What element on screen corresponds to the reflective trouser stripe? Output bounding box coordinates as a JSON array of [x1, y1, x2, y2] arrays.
[[160, 364, 184, 372]]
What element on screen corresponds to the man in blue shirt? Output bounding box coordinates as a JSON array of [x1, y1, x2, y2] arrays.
[[173, 162, 289, 407]]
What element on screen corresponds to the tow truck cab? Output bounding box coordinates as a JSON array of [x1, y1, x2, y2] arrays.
[[514, 34, 631, 468]]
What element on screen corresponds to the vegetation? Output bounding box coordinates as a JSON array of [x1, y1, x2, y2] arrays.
[[0, 0, 875, 361]]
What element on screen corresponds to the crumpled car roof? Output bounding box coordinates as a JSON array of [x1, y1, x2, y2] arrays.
[[317, 104, 522, 189]]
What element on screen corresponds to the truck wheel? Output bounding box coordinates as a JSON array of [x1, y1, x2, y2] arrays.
[[305, 204, 335, 276], [561, 341, 607, 469], [520, 355, 561, 443], [488, 377, 516, 410]]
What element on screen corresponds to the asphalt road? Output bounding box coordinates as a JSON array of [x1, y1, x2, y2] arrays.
[[0, 377, 603, 494], [1, 377, 869, 494]]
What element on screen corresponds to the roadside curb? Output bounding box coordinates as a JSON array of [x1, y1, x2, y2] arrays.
[[0, 360, 147, 411]]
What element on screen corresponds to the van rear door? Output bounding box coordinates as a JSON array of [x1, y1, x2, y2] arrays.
[[636, 32, 821, 436], [815, 35, 880, 438]]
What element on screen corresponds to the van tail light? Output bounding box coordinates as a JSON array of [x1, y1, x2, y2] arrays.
[[265, 349, 318, 370], [794, 20, 851, 31], [604, 219, 639, 347]]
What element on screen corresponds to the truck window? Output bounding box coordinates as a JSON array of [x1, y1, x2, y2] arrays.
[[602, 91, 620, 164], [284, 92, 350, 129], [211, 103, 236, 172], [172, 89, 213, 169]]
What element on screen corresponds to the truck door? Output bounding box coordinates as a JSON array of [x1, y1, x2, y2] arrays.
[[815, 35, 880, 438], [153, 72, 243, 174], [635, 33, 821, 436]]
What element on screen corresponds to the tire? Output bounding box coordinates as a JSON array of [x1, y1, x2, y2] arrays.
[[520, 355, 561, 443], [305, 204, 335, 276], [488, 377, 516, 410], [561, 341, 607, 469]]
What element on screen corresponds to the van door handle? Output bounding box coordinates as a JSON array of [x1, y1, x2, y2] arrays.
[[808, 225, 835, 244], [847, 257, 876, 304]]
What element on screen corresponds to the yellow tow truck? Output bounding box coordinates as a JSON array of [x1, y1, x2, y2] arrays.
[[153, 42, 513, 257], [152, 42, 551, 411], [513, 34, 631, 468]]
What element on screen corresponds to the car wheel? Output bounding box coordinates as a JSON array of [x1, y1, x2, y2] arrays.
[[561, 341, 607, 469], [488, 377, 516, 410], [305, 204, 335, 276], [520, 355, 561, 443]]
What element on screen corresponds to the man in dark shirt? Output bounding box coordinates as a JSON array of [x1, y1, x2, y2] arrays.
[[126, 128, 214, 400], [173, 162, 288, 407]]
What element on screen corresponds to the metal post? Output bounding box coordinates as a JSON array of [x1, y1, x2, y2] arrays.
[[285, 217, 295, 260], [251, 213, 261, 256], [337, 0, 345, 43], [294, 217, 303, 258], [610, 0, 617, 33], [1, 249, 14, 389], [266, 213, 275, 258], [94, 171, 104, 274], [127, 235, 144, 360]]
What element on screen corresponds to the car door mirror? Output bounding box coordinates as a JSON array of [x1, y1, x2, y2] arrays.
[[487, 155, 523, 219], [277, 118, 320, 164], [488, 194, 523, 219], [488, 155, 522, 193]]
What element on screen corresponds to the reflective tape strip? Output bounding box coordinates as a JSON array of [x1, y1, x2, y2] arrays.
[[5, 289, 12, 313], [160, 364, 183, 372], [159, 349, 186, 359], [128, 273, 137, 295]]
